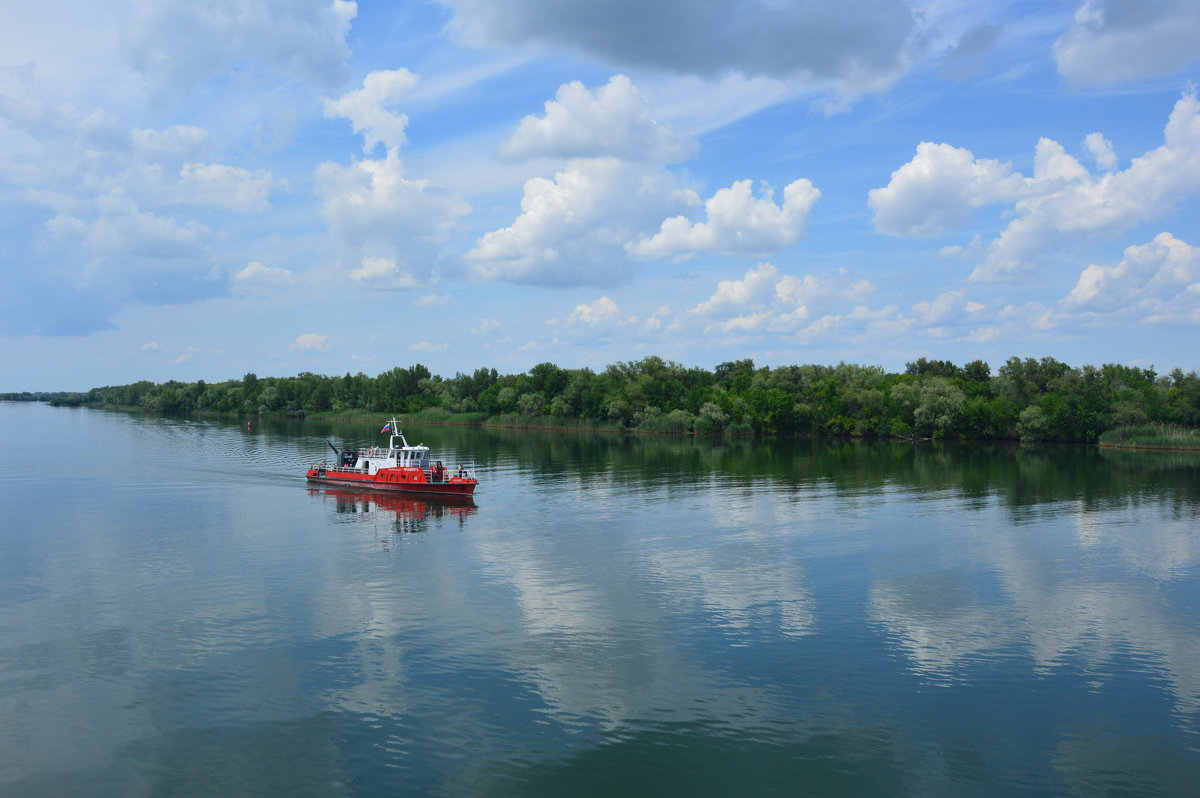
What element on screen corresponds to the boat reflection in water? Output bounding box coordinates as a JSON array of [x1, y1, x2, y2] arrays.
[[309, 487, 476, 535]]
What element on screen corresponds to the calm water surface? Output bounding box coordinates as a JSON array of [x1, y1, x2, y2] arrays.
[[1, 403, 1198, 796]]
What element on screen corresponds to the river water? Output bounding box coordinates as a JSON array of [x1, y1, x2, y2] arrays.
[[1, 402, 1198, 796]]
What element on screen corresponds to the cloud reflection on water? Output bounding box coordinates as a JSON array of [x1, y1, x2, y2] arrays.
[[869, 500, 1200, 725]]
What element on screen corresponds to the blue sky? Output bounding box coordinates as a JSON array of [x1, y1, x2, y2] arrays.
[[2, 0, 1199, 391]]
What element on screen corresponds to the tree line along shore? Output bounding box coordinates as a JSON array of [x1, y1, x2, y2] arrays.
[[28, 355, 1200, 447]]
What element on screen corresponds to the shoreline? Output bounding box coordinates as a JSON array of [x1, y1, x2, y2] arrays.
[[38, 404, 1200, 449], [1097, 442, 1200, 452]]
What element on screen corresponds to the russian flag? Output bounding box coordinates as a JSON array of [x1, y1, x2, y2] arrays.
[[380, 423, 391, 433]]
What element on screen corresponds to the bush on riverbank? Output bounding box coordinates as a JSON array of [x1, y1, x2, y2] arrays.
[[1098, 424, 1200, 449]]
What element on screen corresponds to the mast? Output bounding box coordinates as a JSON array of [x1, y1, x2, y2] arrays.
[[386, 418, 409, 449]]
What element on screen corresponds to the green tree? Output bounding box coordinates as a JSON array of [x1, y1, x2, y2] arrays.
[[890, 377, 965, 437]]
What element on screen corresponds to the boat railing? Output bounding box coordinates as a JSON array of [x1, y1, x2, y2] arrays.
[[423, 463, 479, 483], [356, 447, 391, 458], [315, 461, 479, 481]]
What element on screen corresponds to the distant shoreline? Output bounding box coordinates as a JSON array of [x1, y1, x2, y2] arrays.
[[34, 404, 1200, 449]]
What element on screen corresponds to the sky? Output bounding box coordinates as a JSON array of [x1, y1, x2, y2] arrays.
[[2, 0, 1199, 391]]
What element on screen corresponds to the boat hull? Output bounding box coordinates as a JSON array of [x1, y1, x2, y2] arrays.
[[306, 468, 478, 496]]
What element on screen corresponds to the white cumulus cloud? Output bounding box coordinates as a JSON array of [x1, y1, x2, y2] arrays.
[[316, 149, 470, 286], [869, 142, 1026, 237], [500, 74, 693, 163], [1084, 132, 1117, 172], [292, 333, 332, 351], [317, 72, 469, 288], [631, 178, 820, 260], [324, 68, 419, 154], [566, 296, 622, 326], [793, 304, 903, 344], [909, 289, 988, 332], [870, 91, 1200, 281], [692, 263, 781, 317], [688, 263, 876, 337], [233, 261, 295, 287], [976, 92, 1200, 280], [348, 256, 421, 289], [466, 157, 694, 286], [1062, 232, 1200, 323]]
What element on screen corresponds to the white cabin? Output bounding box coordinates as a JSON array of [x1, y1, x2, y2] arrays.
[[348, 422, 430, 474]]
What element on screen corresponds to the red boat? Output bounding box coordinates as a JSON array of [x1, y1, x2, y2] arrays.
[[306, 418, 478, 496]]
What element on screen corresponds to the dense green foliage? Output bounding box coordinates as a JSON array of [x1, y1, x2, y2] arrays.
[[52, 355, 1200, 443]]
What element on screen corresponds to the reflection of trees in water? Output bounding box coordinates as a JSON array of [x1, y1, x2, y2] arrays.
[[400, 424, 1200, 512], [278, 415, 1200, 512]]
